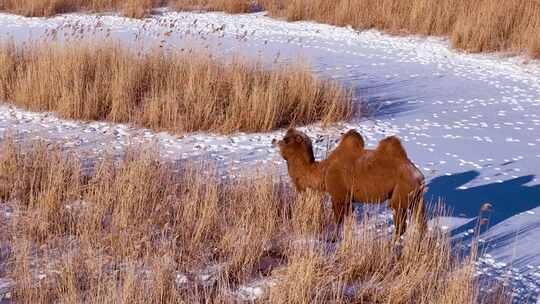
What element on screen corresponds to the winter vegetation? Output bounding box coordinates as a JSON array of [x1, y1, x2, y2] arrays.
[[0, 0, 538, 303], [0, 43, 352, 134], [1, 0, 539, 57], [0, 137, 508, 303], [0, 0, 250, 18], [263, 0, 540, 58]]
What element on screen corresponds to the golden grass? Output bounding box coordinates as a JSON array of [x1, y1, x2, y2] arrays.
[[1, 1, 539, 56], [0, 136, 510, 303], [0, 42, 352, 134], [0, 0, 166, 18], [0, 0, 77, 17], [171, 0, 251, 14], [0, 0, 249, 17], [263, 0, 540, 58]]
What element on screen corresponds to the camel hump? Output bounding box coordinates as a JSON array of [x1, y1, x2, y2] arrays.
[[341, 129, 365, 150], [377, 136, 407, 159]]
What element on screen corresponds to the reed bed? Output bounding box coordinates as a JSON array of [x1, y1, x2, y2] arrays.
[[3, 0, 538, 57], [0, 42, 352, 134], [262, 0, 540, 58], [0, 0, 251, 17], [0, 137, 509, 303], [0, 0, 164, 18]]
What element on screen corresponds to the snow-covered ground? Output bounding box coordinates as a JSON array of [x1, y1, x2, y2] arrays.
[[1, 9, 540, 302]]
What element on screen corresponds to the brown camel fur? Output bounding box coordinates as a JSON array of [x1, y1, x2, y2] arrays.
[[274, 128, 426, 238]]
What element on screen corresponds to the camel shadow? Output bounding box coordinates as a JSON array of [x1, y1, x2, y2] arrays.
[[425, 171, 540, 235]]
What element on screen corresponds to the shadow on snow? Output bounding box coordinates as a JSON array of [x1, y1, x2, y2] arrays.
[[425, 171, 540, 229], [426, 171, 540, 268]]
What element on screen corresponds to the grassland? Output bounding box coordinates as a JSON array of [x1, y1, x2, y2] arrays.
[[263, 0, 540, 58], [1, 0, 539, 57], [0, 43, 352, 134], [0, 0, 163, 18], [0, 0, 250, 18], [0, 136, 510, 303]]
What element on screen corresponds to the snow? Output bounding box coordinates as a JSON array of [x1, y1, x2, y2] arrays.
[[1, 9, 540, 301], [0, 278, 13, 302], [235, 278, 277, 301]]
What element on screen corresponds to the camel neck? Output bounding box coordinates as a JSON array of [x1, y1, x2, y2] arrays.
[[286, 155, 326, 192]]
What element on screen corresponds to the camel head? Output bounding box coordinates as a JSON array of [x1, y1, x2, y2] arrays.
[[272, 128, 315, 164]]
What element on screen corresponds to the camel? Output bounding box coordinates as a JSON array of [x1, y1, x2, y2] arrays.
[[273, 128, 426, 238]]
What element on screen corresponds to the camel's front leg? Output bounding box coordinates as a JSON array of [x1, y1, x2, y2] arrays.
[[332, 200, 349, 226], [329, 193, 353, 241]]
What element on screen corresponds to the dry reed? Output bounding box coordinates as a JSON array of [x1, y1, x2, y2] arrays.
[[262, 0, 540, 58], [171, 0, 251, 14], [1, 1, 539, 57], [0, 42, 352, 134], [0, 0, 250, 17], [0, 136, 508, 303], [0, 0, 166, 18]]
